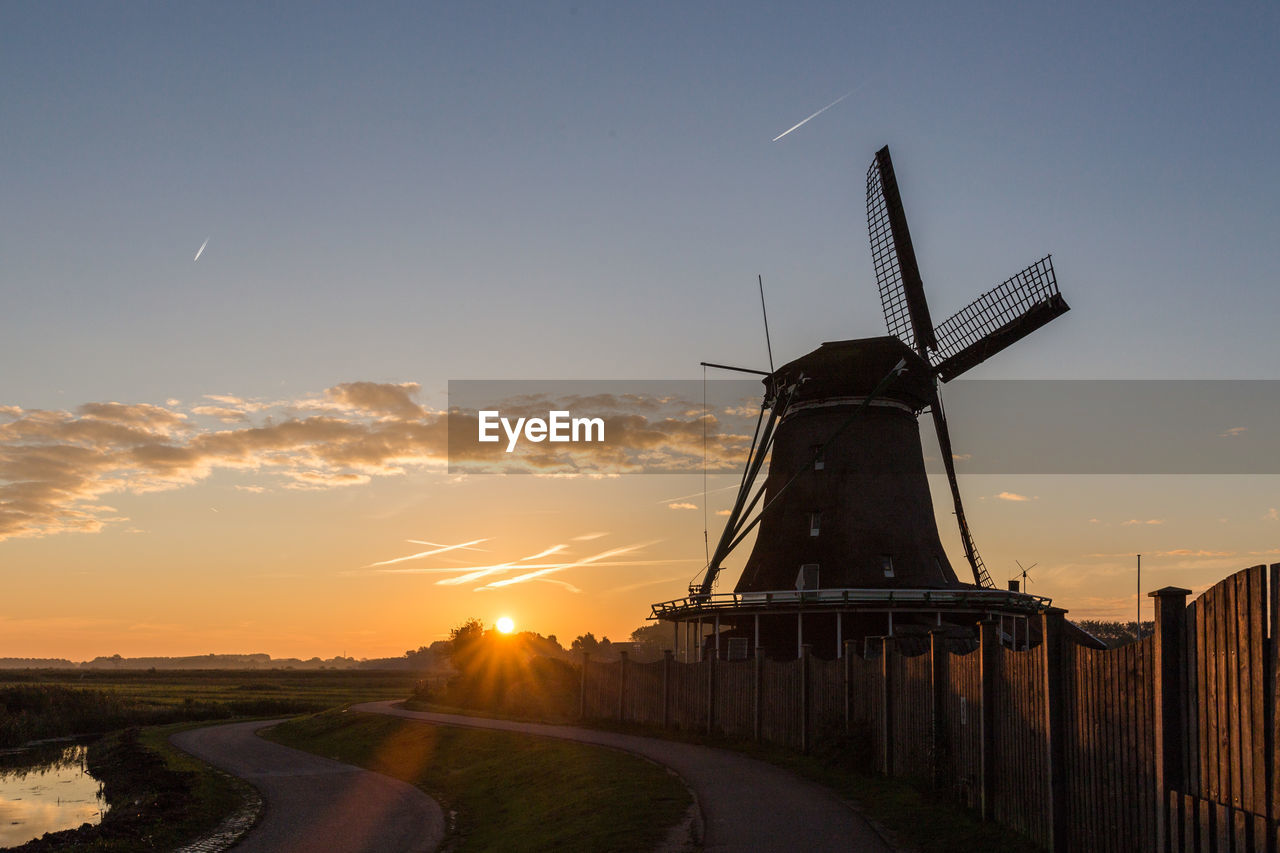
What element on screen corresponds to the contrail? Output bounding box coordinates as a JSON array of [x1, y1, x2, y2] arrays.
[[366, 538, 491, 568], [193, 239, 209, 261], [772, 89, 857, 142]]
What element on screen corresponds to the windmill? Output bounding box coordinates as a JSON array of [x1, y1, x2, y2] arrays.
[[655, 144, 1071, 659], [685, 145, 1069, 599]]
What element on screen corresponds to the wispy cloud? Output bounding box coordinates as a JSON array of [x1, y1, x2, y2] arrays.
[[996, 491, 1033, 502], [1265, 508, 1278, 522], [1122, 518, 1165, 526], [668, 502, 698, 510], [1220, 426, 1248, 437]]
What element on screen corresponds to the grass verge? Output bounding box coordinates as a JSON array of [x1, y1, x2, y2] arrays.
[[265, 709, 692, 853]]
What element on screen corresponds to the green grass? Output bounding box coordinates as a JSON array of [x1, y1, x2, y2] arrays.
[[266, 709, 692, 853]]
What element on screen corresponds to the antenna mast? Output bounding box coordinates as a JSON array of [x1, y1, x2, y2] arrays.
[[758, 274, 775, 373]]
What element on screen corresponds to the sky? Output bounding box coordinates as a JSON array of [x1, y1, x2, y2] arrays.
[[2, 1, 1278, 660]]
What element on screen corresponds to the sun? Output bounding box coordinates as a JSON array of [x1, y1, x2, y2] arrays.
[[495, 616, 515, 634]]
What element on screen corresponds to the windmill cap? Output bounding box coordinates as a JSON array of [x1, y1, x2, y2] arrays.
[[768, 336, 934, 409]]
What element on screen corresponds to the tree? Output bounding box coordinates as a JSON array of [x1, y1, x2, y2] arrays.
[[629, 623, 674, 662], [449, 618, 486, 668]]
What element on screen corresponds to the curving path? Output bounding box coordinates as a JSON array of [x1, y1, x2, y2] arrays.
[[354, 700, 895, 853], [171, 719, 444, 853]]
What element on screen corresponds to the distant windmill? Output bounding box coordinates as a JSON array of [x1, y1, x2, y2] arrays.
[[1010, 560, 1038, 593]]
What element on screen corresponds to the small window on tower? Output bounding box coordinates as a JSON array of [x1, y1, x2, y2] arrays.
[[796, 563, 819, 590], [882, 555, 895, 578], [808, 512, 821, 537], [811, 445, 825, 471]]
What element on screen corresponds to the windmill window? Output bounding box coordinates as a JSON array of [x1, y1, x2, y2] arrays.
[[796, 563, 819, 590], [881, 555, 895, 578], [811, 445, 825, 470], [808, 512, 821, 537]]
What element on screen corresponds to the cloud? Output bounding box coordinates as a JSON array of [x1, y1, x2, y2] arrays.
[[668, 502, 698, 510], [325, 382, 424, 420], [1122, 518, 1165, 526], [1, 383, 766, 542], [1220, 426, 1248, 438], [996, 492, 1032, 502], [715, 509, 732, 516], [0, 383, 452, 542], [1265, 508, 1278, 522]]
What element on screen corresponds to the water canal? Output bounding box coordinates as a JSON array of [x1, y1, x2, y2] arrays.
[[0, 741, 107, 849]]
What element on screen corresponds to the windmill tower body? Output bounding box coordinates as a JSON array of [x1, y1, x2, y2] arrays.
[[735, 337, 965, 593]]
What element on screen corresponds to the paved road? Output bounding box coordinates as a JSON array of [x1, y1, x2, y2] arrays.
[[355, 701, 894, 853], [171, 720, 445, 853]]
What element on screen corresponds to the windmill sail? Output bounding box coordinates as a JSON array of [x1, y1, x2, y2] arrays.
[[867, 146, 937, 356], [931, 256, 1069, 382]]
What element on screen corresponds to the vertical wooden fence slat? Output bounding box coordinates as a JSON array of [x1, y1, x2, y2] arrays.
[[979, 620, 997, 821], [1227, 575, 1244, 811], [1246, 568, 1266, 822], [1187, 598, 1200, 800], [931, 631, 948, 790], [1271, 564, 1280, 838]]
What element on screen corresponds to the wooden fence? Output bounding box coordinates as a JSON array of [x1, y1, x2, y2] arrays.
[[581, 563, 1280, 852]]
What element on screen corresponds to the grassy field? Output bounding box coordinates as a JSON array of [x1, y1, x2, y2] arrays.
[[267, 710, 693, 853], [0, 668, 420, 708], [0, 669, 422, 746]]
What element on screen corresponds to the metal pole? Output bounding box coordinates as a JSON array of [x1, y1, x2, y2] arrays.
[[754, 613, 760, 656], [1137, 553, 1142, 640], [836, 611, 843, 659]]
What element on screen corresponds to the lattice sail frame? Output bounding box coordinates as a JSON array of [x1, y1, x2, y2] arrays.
[[867, 149, 936, 355], [867, 162, 912, 345], [931, 255, 1067, 382]]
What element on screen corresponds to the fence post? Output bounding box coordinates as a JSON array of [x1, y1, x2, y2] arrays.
[[844, 639, 856, 735], [706, 648, 716, 736], [801, 644, 812, 753], [1041, 607, 1068, 852], [979, 618, 999, 821], [754, 645, 764, 743], [1149, 587, 1190, 853], [662, 649, 673, 729], [618, 650, 629, 723], [930, 628, 950, 790], [1269, 563, 1279, 840], [579, 651, 590, 719], [881, 636, 894, 777]]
